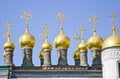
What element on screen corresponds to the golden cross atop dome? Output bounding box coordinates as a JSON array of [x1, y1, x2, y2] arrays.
[[89, 15, 99, 34], [110, 13, 118, 35], [42, 24, 50, 40], [110, 13, 116, 27], [43, 24, 50, 32], [78, 25, 86, 41], [74, 34, 80, 48], [56, 11, 66, 31], [4, 22, 13, 31], [40, 32, 45, 44], [4, 22, 13, 39], [40, 32, 45, 39], [21, 12, 32, 32], [21, 12, 32, 21]]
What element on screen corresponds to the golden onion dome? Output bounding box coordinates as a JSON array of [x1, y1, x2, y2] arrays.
[[42, 40, 52, 51], [102, 35, 120, 49], [3, 39, 15, 50], [39, 50, 44, 59], [54, 31, 70, 49], [102, 13, 120, 49], [78, 40, 88, 52], [87, 33, 103, 49], [19, 31, 35, 48], [88, 15, 103, 49], [73, 49, 80, 59], [102, 26, 120, 49]]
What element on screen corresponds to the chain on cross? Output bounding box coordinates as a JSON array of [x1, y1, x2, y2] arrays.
[[56, 11, 66, 31], [78, 25, 86, 41]]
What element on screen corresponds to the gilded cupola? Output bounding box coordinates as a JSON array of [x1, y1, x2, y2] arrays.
[[41, 24, 52, 51], [73, 49, 80, 59], [4, 33, 15, 50], [102, 13, 120, 49], [54, 12, 70, 49], [87, 15, 103, 49], [42, 39, 52, 51], [78, 26, 88, 52], [19, 12, 35, 48], [3, 22, 15, 50]]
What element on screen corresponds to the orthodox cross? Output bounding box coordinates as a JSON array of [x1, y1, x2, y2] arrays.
[[110, 13, 116, 27], [89, 15, 99, 34], [42, 24, 50, 41], [4, 22, 13, 40], [109, 13, 119, 35], [21, 12, 32, 32], [78, 25, 86, 41], [56, 11, 66, 31], [40, 32, 45, 44], [74, 34, 80, 48]]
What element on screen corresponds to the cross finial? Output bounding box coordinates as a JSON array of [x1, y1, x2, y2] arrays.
[[42, 24, 50, 41], [74, 34, 80, 48], [110, 13, 116, 27], [21, 11, 32, 32], [89, 15, 99, 35], [78, 25, 86, 41], [40, 32, 45, 44], [4, 22, 13, 31], [109, 13, 118, 35], [43, 24, 50, 32], [4, 22, 13, 40], [56, 11, 66, 31]]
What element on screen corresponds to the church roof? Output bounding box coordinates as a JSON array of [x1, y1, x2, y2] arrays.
[[0, 66, 102, 78]]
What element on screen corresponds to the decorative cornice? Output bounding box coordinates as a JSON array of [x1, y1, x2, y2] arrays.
[[10, 66, 102, 78], [102, 47, 120, 62]]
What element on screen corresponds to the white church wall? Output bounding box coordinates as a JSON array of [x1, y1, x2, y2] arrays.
[[103, 59, 118, 79], [102, 48, 120, 79]]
